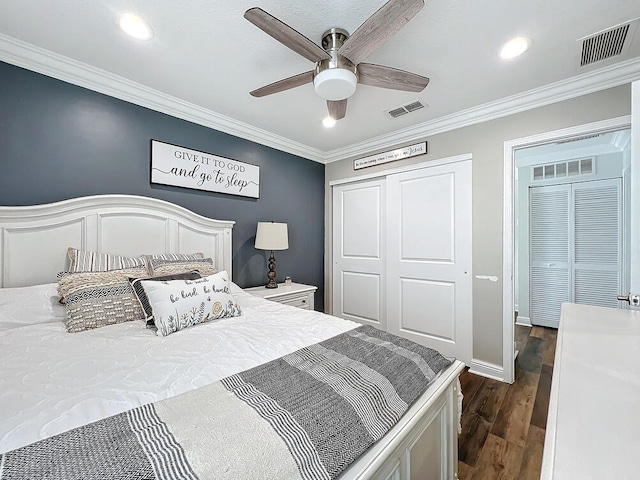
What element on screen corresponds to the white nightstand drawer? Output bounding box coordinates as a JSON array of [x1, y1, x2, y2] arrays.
[[277, 292, 313, 310], [244, 283, 317, 311]]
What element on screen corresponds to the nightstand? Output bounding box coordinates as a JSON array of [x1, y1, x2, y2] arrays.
[[245, 282, 317, 310]]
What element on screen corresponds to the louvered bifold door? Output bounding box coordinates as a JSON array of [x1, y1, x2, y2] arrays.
[[572, 179, 622, 309], [529, 185, 571, 328]]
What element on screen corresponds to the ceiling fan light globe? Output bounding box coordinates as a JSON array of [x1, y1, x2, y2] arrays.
[[322, 116, 337, 128], [313, 69, 358, 101]]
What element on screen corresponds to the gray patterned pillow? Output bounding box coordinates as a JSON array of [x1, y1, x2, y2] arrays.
[[57, 267, 148, 333], [147, 257, 218, 277], [67, 247, 146, 273], [146, 253, 204, 261]]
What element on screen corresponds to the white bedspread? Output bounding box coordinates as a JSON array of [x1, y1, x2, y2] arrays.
[[0, 285, 359, 453], [0, 283, 66, 332]]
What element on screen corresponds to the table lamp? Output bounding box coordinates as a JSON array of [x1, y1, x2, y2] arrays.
[[255, 221, 289, 288]]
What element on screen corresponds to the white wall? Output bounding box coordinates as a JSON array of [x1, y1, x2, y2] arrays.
[[325, 84, 631, 369]]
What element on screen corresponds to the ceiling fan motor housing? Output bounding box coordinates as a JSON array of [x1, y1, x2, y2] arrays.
[[313, 28, 358, 101]]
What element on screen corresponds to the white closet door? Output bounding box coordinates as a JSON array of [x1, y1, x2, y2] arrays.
[[386, 160, 472, 364], [529, 185, 571, 328], [529, 178, 623, 328], [332, 179, 386, 329], [573, 179, 622, 309]]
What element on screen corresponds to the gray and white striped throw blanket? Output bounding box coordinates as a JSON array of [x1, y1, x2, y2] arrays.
[[0, 326, 452, 480]]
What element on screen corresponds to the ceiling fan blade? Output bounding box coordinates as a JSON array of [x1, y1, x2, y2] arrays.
[[244, 7, 331, 63], [338, 0, 424, 65], [327, 99, 348, 120], [358, 63, 429, 92], [250, 71, 314, 97]]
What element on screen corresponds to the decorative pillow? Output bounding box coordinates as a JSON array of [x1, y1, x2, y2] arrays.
[[147, 257, 218, 278], [57, 267, 148, 333], [138, 270, 241, 337], [146, 253, 204, 261], [67, 247, 146, 273], [130, 271, 202, 327], [143, 253, 205, 275]]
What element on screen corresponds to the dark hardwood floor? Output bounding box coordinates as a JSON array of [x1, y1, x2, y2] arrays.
[[457, 324, 557, 480]]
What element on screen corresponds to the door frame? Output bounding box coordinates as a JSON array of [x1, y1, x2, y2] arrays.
[[502, 115, 631, 383]]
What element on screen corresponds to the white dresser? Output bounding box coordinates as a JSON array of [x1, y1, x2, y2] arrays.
[[541, 302, 640, 479]]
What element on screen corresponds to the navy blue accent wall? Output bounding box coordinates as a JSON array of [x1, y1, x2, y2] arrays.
[[0, 61, 325, 309]]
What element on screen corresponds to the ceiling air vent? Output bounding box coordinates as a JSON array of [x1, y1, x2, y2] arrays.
[[579, 18, 639, 67], [386, 100, 426, 119], [388, 107, 408, 118]]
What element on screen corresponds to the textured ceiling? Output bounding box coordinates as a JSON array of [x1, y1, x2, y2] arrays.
[[0, 0, 639, 162]]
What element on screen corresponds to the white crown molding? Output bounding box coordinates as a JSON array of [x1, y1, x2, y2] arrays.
[[0, 34, 327, 163], [322, 57, 640, 163], [1, 33, 639, 166]]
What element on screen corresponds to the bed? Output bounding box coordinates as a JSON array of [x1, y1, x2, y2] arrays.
[[0, 194, 465, 480]]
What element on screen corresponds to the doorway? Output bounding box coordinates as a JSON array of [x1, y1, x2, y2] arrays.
[[502, 115, 633, 383], [515, 133, 629, 328]]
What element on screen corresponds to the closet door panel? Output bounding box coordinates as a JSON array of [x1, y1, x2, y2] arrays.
[[530, 265, 570, 328], [332, 180, 386, 328], [342, 271, 381, 322], [529, 185, 571, 328], [399, 175, 454, 262], [573, 179, 622, 309], [399, 278, 455, 341], [387, 161, 472, 364]]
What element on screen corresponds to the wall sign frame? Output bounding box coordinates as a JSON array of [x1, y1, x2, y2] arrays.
[[353, 142, 427, 170], [150, 140, 260, 198]]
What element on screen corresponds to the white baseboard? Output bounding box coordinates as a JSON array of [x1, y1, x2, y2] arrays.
[[530, 318, 559, 329], [516, 316, 532, 327], [468, 359, 505, 382]]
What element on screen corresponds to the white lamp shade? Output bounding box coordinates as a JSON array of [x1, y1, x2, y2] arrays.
[[255, 222, 289, 250]]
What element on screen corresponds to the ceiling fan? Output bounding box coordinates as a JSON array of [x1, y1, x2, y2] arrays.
[[244, 0, 429, 122]]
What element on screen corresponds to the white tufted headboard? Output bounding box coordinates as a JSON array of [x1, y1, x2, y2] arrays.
[[0, 195, 234, 288]]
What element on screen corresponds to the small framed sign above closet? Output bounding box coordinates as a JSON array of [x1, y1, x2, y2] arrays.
[[353, 142, 427, 170]]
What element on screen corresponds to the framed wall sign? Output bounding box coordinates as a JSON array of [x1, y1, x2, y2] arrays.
[[353, 141, 427, 170], [150, 140, 260, 198]]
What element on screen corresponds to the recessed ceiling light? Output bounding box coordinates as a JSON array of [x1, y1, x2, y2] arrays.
[[119, 13, 153, 40], [500, 37, 532, 60], [323, 116, 337, 128]]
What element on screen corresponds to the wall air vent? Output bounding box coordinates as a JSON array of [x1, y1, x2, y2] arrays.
[[578, 18, 639, 67], [555, 134, 601, 145], [532, 157, 595, 182], [386, 100, 426, 119]]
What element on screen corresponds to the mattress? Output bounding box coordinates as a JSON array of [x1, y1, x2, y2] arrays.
[[0, 283, 359, 453]]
